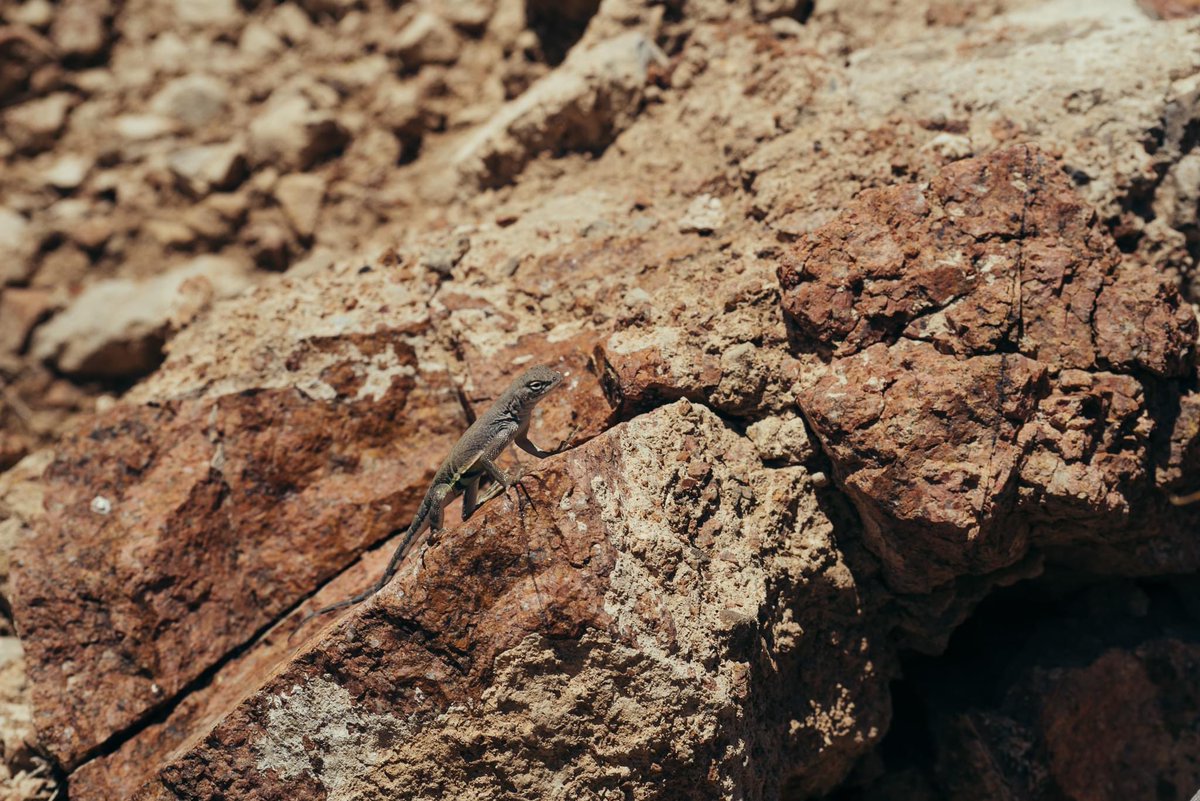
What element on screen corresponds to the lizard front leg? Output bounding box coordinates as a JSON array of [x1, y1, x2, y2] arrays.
[[514, 421, 578, 458], [460, 475, 481, 520], [474, 457, 522, 506]]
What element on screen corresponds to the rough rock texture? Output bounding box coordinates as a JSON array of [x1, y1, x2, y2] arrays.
[[1, 1, 1200, 800], [122, 401, 884, 801], [780, 145, 1199, 594]]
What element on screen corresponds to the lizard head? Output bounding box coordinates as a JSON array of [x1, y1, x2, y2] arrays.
[[515, 364, 564, 406]]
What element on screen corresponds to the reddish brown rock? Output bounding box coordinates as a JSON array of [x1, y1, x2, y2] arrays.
[[114, 401, 886, 801], [780, 145, 1199, 593], [10, 341, 466, 768], [1138, 0, 1200, 19]]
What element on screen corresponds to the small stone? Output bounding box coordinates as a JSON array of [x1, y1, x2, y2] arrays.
[[238, 21, 284, 59], [89, 496, 111, 515], [30, 255, 253, 376], [440, 0, 494, 30], [809, 471, 830, 488], [50, 0, 112, 60], [267, 3, 313, 44], [4, 93, 75, 153], [0, 209, 37, 286], [70, 216, 113, 252], [419, 233, 470, 276], [769, 16, 805, 37], [678, 194, 725, 234], [174, 0, 241, 25], [745, 414, 815, 465], [248, 94, 350, 170], [114, 114, 176, 141], [10, 0, 54, 26], [31, 244, 90, 288], [392, 11, 461, 66], [147, 32, 189, 72], [0, 287, 56, 357], [922, 132, 973, 162], [151, 74, 230, 128], [43, 154, 93, 191], [273, 173, 326, 240], [167, 141, 247, 195], [752, 0, 808, 20], [244, 220, 293, 271], [144, 219, 196, 249]]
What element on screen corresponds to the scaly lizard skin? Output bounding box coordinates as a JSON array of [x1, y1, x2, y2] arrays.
[[296, 364, 567, 627]]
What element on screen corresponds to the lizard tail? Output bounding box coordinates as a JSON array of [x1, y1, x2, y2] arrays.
[[289, 518, 427, 639]]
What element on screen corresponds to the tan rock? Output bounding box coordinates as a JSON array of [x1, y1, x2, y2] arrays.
[[72, 402, 881, 800], [454, 32, 665, 188], [30, 256, 253, 377], [150, 74, 230, 129], [677, 193, 725, 234], [3, 93, 75, 153], [49, 0, 112, 60], [42, 154, 93, 191], [167, 141, 247, 195], [0, 209, 37, 286], [173, 0, 241, 26], [391, 10, 461, 66], [248, 94, 350, 171], [273, 173, 325, 240], [0, 287, 56, 358]]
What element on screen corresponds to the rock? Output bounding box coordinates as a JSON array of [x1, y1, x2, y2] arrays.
[[0, 208, 37, 286], [143, 218, 197, 249], [84, 402, 882, 800], [1137, 0, 1200, 18], [751, 0, 809, 21], [237, 20, 284, 59], [173, 0, 241, 26], [14, 319, 469, 768], [391, 10, 461, 66], [455, 31, 665, 188], [779, 145, 1198, 593], [744, 413, 814, 465], [0, 287, 56, 358], [49, 0, 112, 60], [242, 218, 293, 271], [418, 231, 470, 276], [9, 0, 54, 27], [167, 141, 247, 195], [248, 94, 350, 171], [677, 193, 725, 234], [272, 173, 325, 240], [3, 92, 75, 153], [31, 243, 90, 289], [113, 113, 177, 141], [265, 3, 313, 44], [29, 256, 253, 377], [42, 154, 92, 191], [440, 0, 495, 30], [150, 74, 230, 129], [70, 216, 113, 252]]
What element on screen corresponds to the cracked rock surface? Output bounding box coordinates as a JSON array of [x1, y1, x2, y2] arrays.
[[780, 144, 1198, 594]]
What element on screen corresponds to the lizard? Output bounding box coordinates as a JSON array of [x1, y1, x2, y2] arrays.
[[294, 363, 568, 630]]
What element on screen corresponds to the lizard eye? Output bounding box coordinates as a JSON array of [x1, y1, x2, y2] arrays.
[[527, 380, 549, 392]]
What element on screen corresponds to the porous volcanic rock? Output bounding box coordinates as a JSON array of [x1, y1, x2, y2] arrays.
[[127, 401, 886, 801], [11, 322, 468, 768], [779, 145, 1200, 595]]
